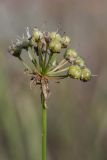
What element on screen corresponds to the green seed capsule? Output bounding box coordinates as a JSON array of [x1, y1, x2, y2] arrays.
[[61, 36, 71, 48], [75, 56, 85, 67], [80, 68, 91, 82], [33, 29, 43, 41], [49, 40, 62, 53], [50, 32, 61, 41], [69, 65, 81, 79], [64, 49, 78, 62]]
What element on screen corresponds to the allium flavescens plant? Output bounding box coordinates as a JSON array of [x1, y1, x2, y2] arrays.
[[9, 27, 92, 160]]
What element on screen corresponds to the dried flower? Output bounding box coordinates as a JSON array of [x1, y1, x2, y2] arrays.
[[8, 43, 22, 58]]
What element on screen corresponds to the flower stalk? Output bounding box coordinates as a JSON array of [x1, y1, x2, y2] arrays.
[[41, 92, 47, 160]]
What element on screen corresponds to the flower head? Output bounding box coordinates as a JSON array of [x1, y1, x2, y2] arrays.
[[9, 27, 92, 99]]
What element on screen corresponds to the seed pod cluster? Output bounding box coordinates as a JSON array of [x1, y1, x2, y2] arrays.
[[63, 48, 92, 81], [9, 27, 92, 87], [32, 29, 71, 54], [9, 28, 71, 57], [69, 65, 91, 82]]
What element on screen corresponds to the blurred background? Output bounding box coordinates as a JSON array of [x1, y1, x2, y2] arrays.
[[0, 0, 107, 160]]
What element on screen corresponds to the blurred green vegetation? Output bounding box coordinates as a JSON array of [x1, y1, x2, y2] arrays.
[[0, 50, 41, 160]]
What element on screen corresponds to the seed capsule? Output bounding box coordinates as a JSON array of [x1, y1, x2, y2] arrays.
[[80, 68, 92, 82], [75, 56, 85, 67], [69, 65, 81, 79], [50, 32, 61, 41], [49, 40, 61, 53], [61, 36, 71, 48], [33, 28, 43, 41], [64, 49, 78, 62]]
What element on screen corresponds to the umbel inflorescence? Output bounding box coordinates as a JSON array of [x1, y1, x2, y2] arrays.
[[9, 27, 92, 100]]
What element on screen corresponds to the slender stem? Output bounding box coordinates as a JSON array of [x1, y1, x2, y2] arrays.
[[47, 53, 57, 72], [38, 49, 44, 73], [43, 52, 47, 68], [50, 59, 68, 72], [42, 52, 48, 74], [47, 74, 69, 80], [48, 67, 69, 75], [28, 49, 41, 72], [41, 92, 47, 160], [44, 52, 53, 73], [18, 57, 32, 72], [32, 47, 42, 72], [54, 67, 69, 73]]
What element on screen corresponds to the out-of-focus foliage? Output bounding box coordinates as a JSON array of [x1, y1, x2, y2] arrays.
[[0, 0, 107, 160]]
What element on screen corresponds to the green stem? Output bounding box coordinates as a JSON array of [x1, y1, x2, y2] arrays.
[[18, 57, 32, 72], [28, 49, 41, 72], [44, 52, 53, 73], [48, 74, 68, 79], [48, 67, 69, 75], [41, 92, 47, 160], [43, 52, 47, 68], [50, 59, 67, 72], [38, 49, 44, 73]]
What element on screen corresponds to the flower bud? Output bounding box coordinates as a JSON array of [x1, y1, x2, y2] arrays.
[[64, 49, 78, 62], [80, 68, 92, 82], [33, 28, 43, 41], [50, 32, 61, 41], [75, 56, 85, 67], [69, 65, 81, 79], [61, 36, 71, 48], [49, 40, 61, 53]]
